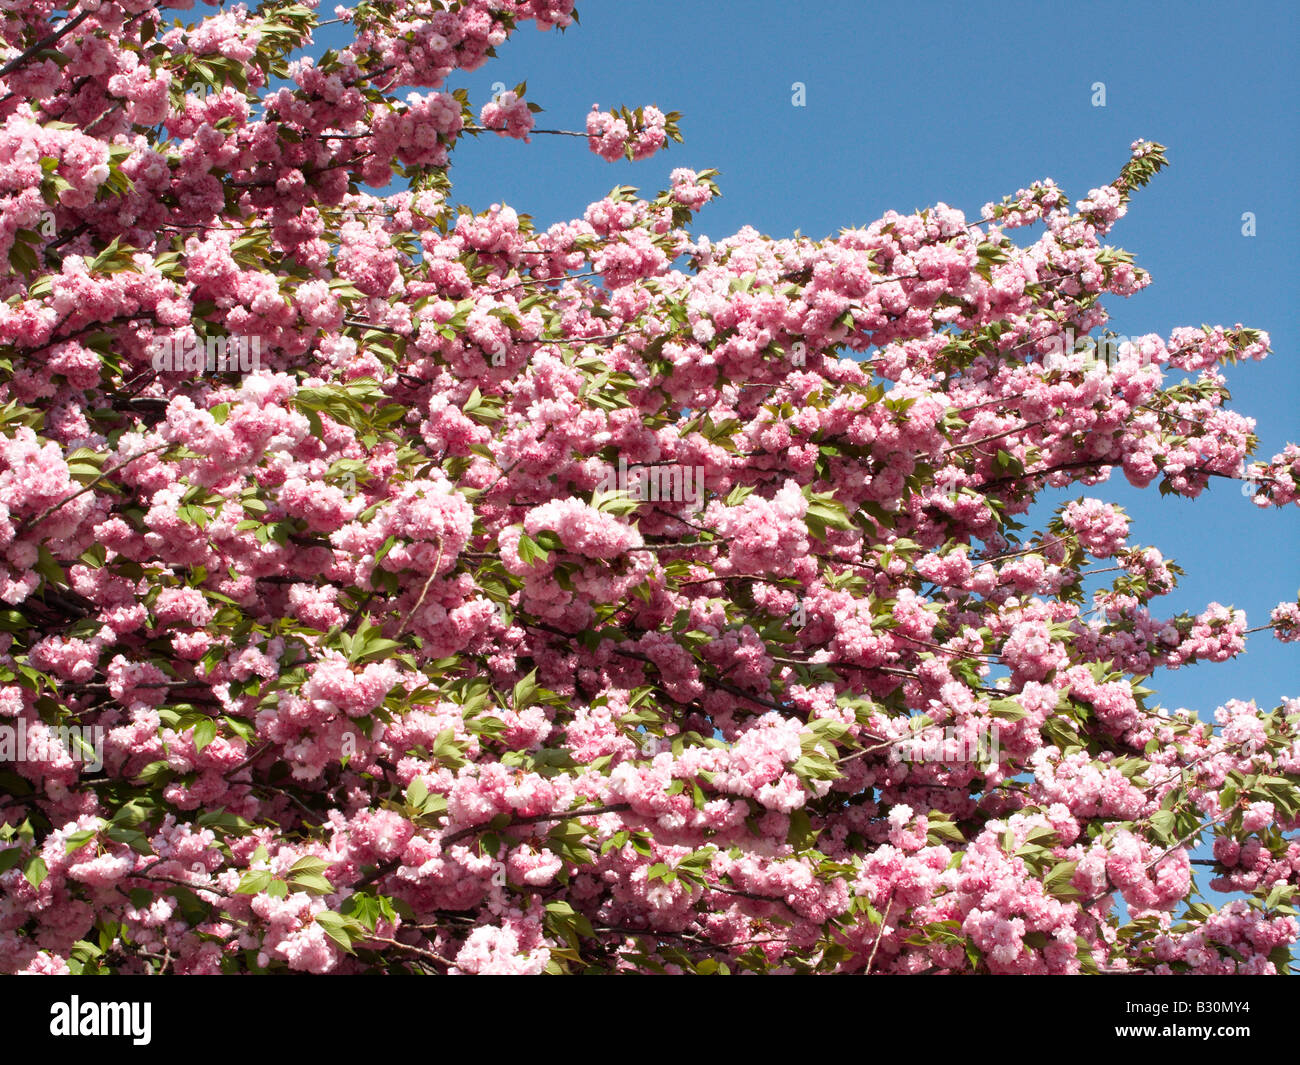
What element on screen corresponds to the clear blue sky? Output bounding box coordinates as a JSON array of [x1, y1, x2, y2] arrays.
[[429, 0, 1298, 722]]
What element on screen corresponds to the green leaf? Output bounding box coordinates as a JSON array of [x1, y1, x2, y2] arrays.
[[135, 760, 174, 785], [288, 855, 331, 877], [512, 669, 540, 708], [1148, 809, 1177, 845], [787, 808, 816, 848], [515, 532, 549, 566], [24, 856, 48, 889], [926, 820, 965, 844], [314, 911, 355, 953], [1044, 860, 1079, 898], [192, 718, 217, 752], [987, 697, 1026, 721], [405, 779, 428, 811], [289, 872, 335, 895], [235, 869, 274, 895], [64, 829, 97, 854]]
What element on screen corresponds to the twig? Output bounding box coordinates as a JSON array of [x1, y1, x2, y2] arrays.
[[394, 538, 444, 638], [20, 443, 172, 533], [441, 803, 632, 847], [362, 935, 454, 967], [0, 10, 92, 79], [865, 894, 893, 975]]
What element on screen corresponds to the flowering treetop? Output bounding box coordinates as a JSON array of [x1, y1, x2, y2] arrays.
[[0, 0, 1296, 975]]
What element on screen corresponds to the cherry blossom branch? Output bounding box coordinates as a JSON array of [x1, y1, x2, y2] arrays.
[[19, 443, 172, 534], [360, 935, 455, 968], [0, 10, 92, 79], [940, 418, 1051, 455], [1145, 806, 1236, 873], [865, 894, 894, 975], [464, 124, 588, 137], [440, 804, 632, 847], [394, 539, 444, 638]]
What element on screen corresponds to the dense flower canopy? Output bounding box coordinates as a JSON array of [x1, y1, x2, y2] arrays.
[[0, 0, 1296, 975]]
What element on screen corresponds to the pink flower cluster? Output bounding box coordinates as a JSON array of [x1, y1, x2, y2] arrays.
[[1060, 498, 1129, 557], [479, 91, 536, 142], [586, 104, 668, 162]]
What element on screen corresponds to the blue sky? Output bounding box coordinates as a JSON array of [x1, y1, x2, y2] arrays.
[[425, 0, 1298, 723]]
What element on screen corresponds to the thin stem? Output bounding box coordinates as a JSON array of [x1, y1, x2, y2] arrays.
[[0, 10, 92, 79], [440, 804, 632, 847], [865, 894, 894, 975], [20, 443, 171, 534]]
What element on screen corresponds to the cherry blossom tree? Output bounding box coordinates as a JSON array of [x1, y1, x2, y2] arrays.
[[0, 0, 1296, 975]]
